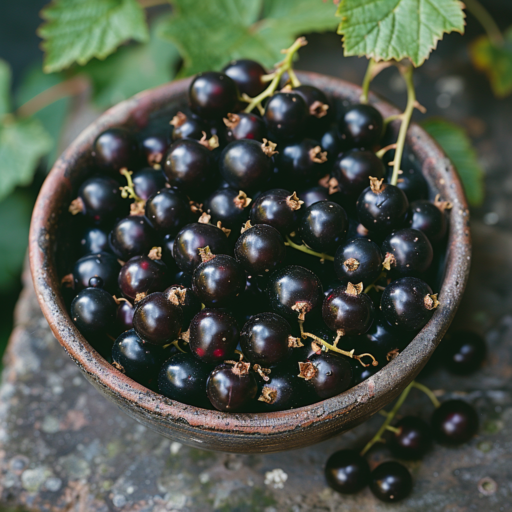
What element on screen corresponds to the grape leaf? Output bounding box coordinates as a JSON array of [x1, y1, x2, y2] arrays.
[[0, 59, 11, 117], [336, 0, 465, 67], [84, 20, 180, 108], [470, 27, 512, 98], [39, 0, 149, 73], [0, 118, 52, 201], [158, 0, 338, 76], [422, 118, 484, 206]]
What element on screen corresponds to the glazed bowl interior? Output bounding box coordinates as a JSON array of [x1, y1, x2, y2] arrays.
[[29, 72, 471, 453]]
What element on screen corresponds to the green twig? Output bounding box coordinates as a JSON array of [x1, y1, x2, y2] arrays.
[[464, 0, 504, 46], [360, 58, 376, 104], [412, 381, 441, 408], [285, 235, 334, 261], [119, 169, 143, 202]]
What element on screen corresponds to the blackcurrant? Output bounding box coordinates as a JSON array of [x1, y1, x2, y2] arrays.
[[93, 127, 139, 171], [144, 188, 190, 234], [220, 139, 274, 192], [132, 292, 183, 345], [173, 222, 230, 274], [71, 287, 117, 336], [109, 216, 155, 261], [224, 113, 266, 142], [277, 138, 328, 184], [298, 201, 348, 252], [356, 179, 409, 233], [158, 352, 212, 408], [381, 277, 438, 333], [192, 254, 246, 307], [170, 111, 210, 142], [234, 224, 286, 276], [264, 92, 308, 141], [331, 149, 385, 201], [325, 449, 371, 494], [132, 167, 166, 201], [322, 284, 375, 336], [203, 187, 251, 230], [299, 352, 353, 399], [118, 255, 170, 301], [111, 329, 163, 388], [240, 312, 292, 366], [389, 416, 432, 459], [72, 252, 121, 293], [320, 126, 344, 161], [387, 163, 429, 202], [334, 237, 382, 288], [256, 365, 305, 411], [250, 188, 302, 234], [350, 357, 382, 386], [78, 225, 111, 256], [267, 265, 323, 321], [189, 71, 238, 119], [298, 185, 329, 208], [431, 400, 479, 444], [381, 228, 433, 277], [139, 132, 170, 168], [339, 104, 383, 149], [292, 85, 331, 135], [164, 285, 202, 329], [409, 200, 448, 244], [207, 362, 258, 412], [164, 139, 216, 194], [222, 59, 267, 97], [442, 330, 486, 375], [369, 461, 412, 502], [189, 308, 239, 364], [116, 299, 134, 333]]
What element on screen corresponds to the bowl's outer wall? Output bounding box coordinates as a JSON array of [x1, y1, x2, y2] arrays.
[[29, 72, 471, 453]]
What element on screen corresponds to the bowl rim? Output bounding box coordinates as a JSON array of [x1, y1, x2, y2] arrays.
[[29, 71, 471, 439]]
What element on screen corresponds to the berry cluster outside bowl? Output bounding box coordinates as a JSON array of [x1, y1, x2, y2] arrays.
[[29, 72, 471, 454]]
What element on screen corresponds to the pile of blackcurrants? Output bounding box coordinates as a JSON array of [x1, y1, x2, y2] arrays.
[[65, 55, 448, 416]]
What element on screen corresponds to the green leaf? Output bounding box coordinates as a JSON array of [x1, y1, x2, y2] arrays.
[[84, 20, 180, 108], [39, 0, 149, 73], [0, 117, 52, 201], [422, 118, 484, 206], [336, 0, 465, 67], [0, 191, 32, 289], [159, 0, 338, 76], [470, 27, 512, 98], [0, 59, 11, 117]]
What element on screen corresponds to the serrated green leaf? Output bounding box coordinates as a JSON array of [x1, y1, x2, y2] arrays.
[[422, 118, 484, 206], [159, 0, 338, 76], [83, 20, 180, 108], [336, 0, 465, 67], [0, 59, 11, 117], [470, 27, 512, 98], [39, 0, 149, 73], [0, 118, 52, 201]]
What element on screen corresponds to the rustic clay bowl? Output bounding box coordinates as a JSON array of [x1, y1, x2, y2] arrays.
[[29, 72, 471, 453]]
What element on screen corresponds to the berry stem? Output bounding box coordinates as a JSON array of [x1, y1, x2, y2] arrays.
[[363, 271, 387, 294], [390, 65, 416, 187], [386, 425, 400, 434], [383, 113, 403, 128], [285, 235, 334, 261], [360, 58, 376, 104], [360, 381, 414, 456], [243, 37, 307, 114], [412, 381, 441, 408], [119, 168, 143, 202], [464, 0, 504, 46]]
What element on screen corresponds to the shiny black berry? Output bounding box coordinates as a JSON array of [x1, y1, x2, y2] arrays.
[[71, 287, 117, 336], [158, 352, 212, 408], [409, 200, 448, 244], [325, 449, 371, 494], [323, 285, 375, 336], [388, 163, 429, 202], [132, 168, 166, 201], [139, 132, 170, 168], [189, 72, 238, 119], [350, 357, 382, 385], [334, 237, 382, 288], [118, 255, 169, 301], [277, 138, 328, 184], [189, 309, 239, 364], [133, 292, 183, 345], [298, 186, 329, 208], [173, 222, 231, 274], [240, 312, 291, 366], [235, 224, 286, 276], [144, 188, 190, 234], [250, 188, 302, 234], [298, 201, 348, 252], [292, 85, 331, 135], [442, 330, 486, 375], [369, 461, 412, 502], [267, 265, 323, 321], [93, 127, 139, 171], [264, 92, 308, 141], [109, 216, 155, 261], [389, 416, 432, 459], [431, 400, 479, 444], [224, 112, 266, 142], [222, 59, 267, 97], [116, 299, 134, 333], [256, 365, 306, 411], [207, 362, 258, 412], [78, 225, 111, 256], [171, 111, 210, 142], [320, 126, 344, 160], [339, 104, 383, 149], [73, 252, 120, 294], [164, 285, 202, 329], [381, 228, 433, 277], [381, 277, 438, 333], [203, 187, 251, 230], [76, 176, 125, 224], [220, 139, 273, 192]]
